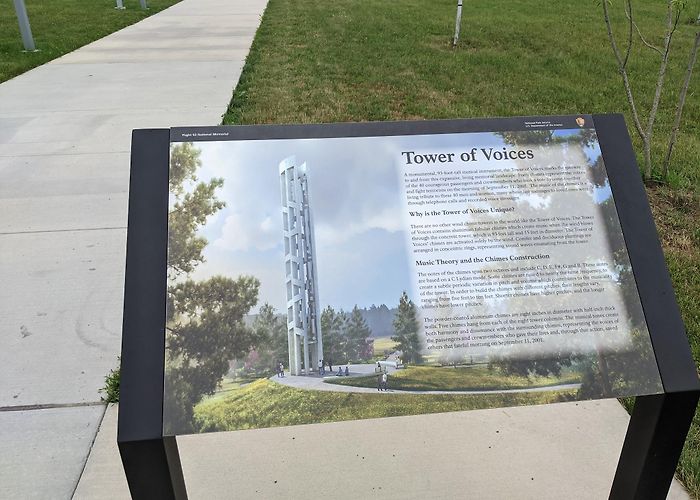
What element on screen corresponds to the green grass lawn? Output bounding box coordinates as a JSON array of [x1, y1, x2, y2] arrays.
[[194, 378, 576, 432], [225, 0, 699, 190], [373, 337, 397, 357], [0, 0, 181, 83], [223, 0, 700, 494], [204, 375, 262, 403], [325, 365, 580, 392]]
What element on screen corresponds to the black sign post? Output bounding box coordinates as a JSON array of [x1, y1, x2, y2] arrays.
[[118, 116, 699, 500], [594, 115, 700, 498], [118, 129, 187, 499]]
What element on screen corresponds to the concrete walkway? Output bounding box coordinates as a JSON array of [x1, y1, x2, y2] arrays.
[[272, 364, 581, 395], [74, 401, 691, 499], [0, 1, 267, 497]]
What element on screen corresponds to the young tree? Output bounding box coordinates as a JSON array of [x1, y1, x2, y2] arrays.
[[163, 143, 262, 434], [167, 142, 225, 278], [165, 275, 260, 433], [601, 0, 699, 180], [391, 291, 423, 365], [337, 309, 350, 363], [344, 306, 372, 362], [321, 305, 345, 366], [663, 29, 700, 177], [250, 303, 288, 374]]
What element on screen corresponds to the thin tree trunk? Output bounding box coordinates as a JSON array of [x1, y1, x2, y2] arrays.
[[663, 31, 700, 178], [597, 351, 613, 397], [644, 0, 679, 179], [643, 142, 653, 181], [602, 0, 647, 150]]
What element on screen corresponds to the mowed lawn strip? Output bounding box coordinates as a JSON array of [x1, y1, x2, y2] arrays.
[[223, 0, 700, 494], [194, 378, 576, 432], [225, 0, 699, 190], [0, 0, 182, 83], [325, 365, 580, 391], [373, 337, 397, 357]]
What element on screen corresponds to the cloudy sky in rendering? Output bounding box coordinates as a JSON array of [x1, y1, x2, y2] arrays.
[[176, 131, 508, 313]]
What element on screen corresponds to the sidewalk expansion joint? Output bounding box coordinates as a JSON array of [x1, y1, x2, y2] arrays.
[[0, 401, 105, 412], [0, 226, 127, 236], [71, 403, 108, 498]]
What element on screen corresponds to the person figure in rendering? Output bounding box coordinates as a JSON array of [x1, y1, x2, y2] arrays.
[[278, 362, 284, 378], [381, 372, 388, 391], [337, 366, 343, 376], [377, 371, 383, 391], [345, 366, 349, 376]]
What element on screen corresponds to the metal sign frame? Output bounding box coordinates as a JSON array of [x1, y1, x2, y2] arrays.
[[118, 115, 699, 500]]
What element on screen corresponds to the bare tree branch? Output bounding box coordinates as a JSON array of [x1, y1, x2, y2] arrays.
[[663, 30, 700, 177], [623, 0, 634, 68], [603, 0, 627, 70], [624, 7, 664, 56], [645, 0, 681, 178], [602, 0, 647, 146]]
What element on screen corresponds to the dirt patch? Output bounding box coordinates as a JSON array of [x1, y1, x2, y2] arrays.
[[647, 185, 700, 259]]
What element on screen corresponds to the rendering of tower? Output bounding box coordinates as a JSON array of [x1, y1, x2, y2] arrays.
[[279, 157, 323, 376]]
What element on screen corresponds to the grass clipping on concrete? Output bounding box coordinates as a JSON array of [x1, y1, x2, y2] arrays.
[[194, 378, 575, 433]]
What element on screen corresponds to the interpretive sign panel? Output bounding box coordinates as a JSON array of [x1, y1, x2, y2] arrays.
[[161, 115, 662, 436], [119, 115, 699, 500]]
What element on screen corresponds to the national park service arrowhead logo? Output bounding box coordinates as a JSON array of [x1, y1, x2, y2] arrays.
[[575, 116, 585, 127]]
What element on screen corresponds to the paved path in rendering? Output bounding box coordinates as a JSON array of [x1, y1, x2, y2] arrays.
[[0, 1, 267, 497], [271, 364, 582, 395]]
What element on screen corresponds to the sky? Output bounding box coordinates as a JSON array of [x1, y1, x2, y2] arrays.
[[173, 132, 506, 313], [171, 129, 609, 314]]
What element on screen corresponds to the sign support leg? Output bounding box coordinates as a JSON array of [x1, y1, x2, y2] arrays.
[[164, 437, 188, 500], [119, 437, 188, 500], [610, 392, 699, 499]]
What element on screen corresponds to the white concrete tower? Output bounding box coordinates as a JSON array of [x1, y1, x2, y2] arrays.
[[279, 157, 323, 376]]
